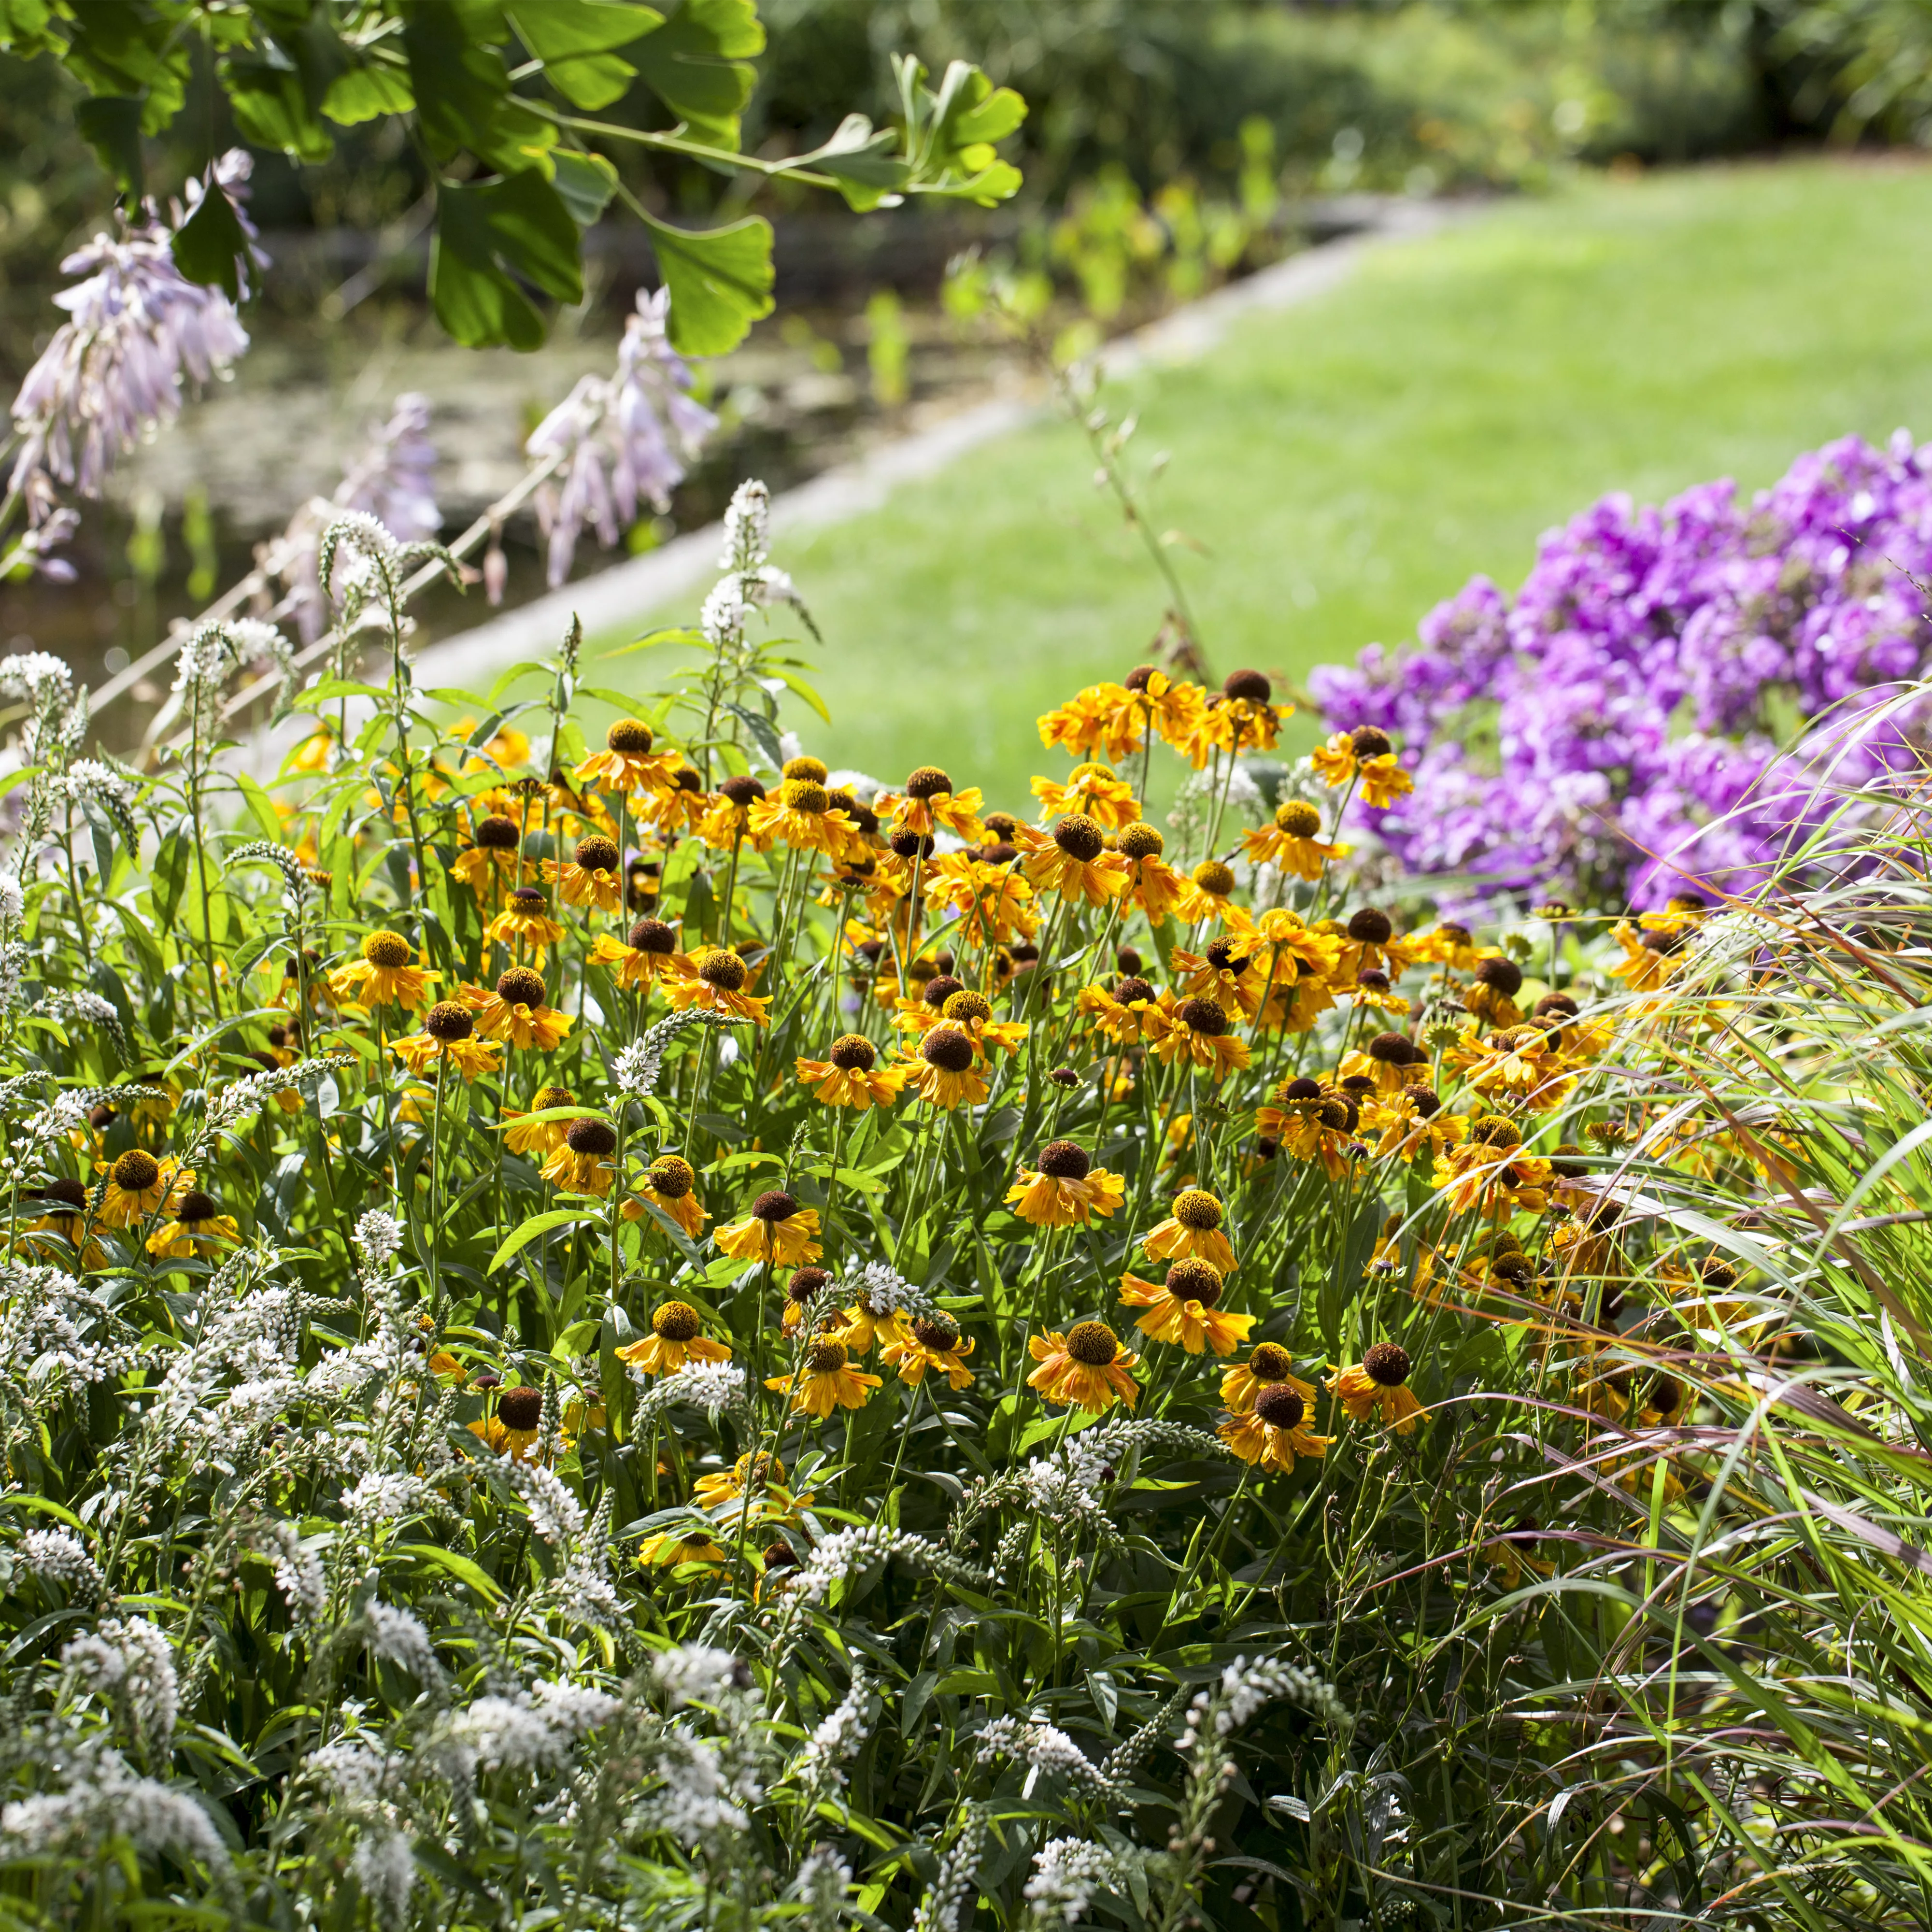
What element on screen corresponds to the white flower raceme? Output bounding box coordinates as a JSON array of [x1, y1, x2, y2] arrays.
[[62, 1617, 178, 1751], [0, 1738, 231, 1884], [354, 1210, 405, 1271], [445, 1680, 621, 1778], [351, 1829, 416, 1931], [654, 1644, 748, 1709], [796, 1672, 870, 1793], [19, 1528, 104, 1598], [502, 1458, 584, 1545], [975, 1715, 1109, 1796], [364, 1604, 443, 1690], [1024, 1837, 1127, 1923]]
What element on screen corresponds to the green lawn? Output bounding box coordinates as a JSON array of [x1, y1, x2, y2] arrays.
[[601, 158, 1932, 809]]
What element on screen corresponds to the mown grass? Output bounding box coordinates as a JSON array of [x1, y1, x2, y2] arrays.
[[593, 156, 1932, 806]]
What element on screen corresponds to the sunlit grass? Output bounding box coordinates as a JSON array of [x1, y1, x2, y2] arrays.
[[596, 157, 1932, 805]]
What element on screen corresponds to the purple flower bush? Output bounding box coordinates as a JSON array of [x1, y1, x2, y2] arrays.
[[1310, 431, 1932, 910]]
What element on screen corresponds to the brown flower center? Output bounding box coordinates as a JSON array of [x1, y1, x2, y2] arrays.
[[425, 1002, 474, 1042], [509, 886, 549, 913], [921, 974, 965, 1009], [628, 918, 677, 954], [912, 1313, 961, 1352], [827, 1034, 877, 1071], [176, 1190, 218, 1223], [1368, 1030, 1416, 1065], [1191, 860, 1235, 897], [1475, 956, 1524, 996], [751, 1190, 799, 1223], [1165, 1258, 1222, 1306], [1037, 1139, 1091, 1181], [1066, 1321, 1119, 1366], [1469, 1114, 1522, 1149], [1114, 976, 1154, 1006], [112, 1149, 160, 1192], [906, 765, 952, 799], [806, 1339, 849, 1374], [782, 780, 830, 814], [647, 1154, 695, 1197], [943, 989, 992, 1025], [1347, 908, 1393, 945], [607, 719, 654, 753], [565, 1119, 617, 1157], [652, 1300, 701, 1342], [37, 1178, 87, 1211], [533, 1085, 574, 1112], [719, 773, 765, 807], [575, 835, 619, 873], [1051, 813, 1105, 862], [782, 755, 828, 783], [497, 967, 546, 1008], [1364, 1341, 1411, 1387], [498, 1386, 544, 1431], [698, 950, 748, 991], [1173, 1188, 1223, 1231], [1350, 725, 1392, 758], [1222, 668, 1271, 703], [362, 931, 413, 968], [1249, 1342, 1294, 1382], [1179, 996, 1227, 1037], [1117, 822, 1164, 860], [921, 1026, 975, 1074], [789, 1266, 831, 1297], [1254, 1383, 1306, 1429], [475, 814, 521, 850]]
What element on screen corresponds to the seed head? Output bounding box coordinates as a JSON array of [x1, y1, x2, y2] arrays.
[[652, 1300, 701, 1342], [498, 1385, 544, 1431], [719, 773, 765, 807], [1347, 908, 1392, 945], [475, 814, 521, 850], [1115, 975, 1154, 1006], [497, 966, 546, 1008], [1051, 813, 1105, 862], [1275, 799, 1322, 837], [751, 1190, 799, 1223], [1173, 1188, 1223, 1231], [607, 719, 654, 753], [1179, 996, 1227, 1036], [943, 989, 992, 1025], [628, 917, 677, 953], [921, 1026, 975, 1074], [1066, 1321, 1120, 1366], [575, 835, 619, 872], [565, 1119, 617, 1157], [1192, 859, 1235, 896], [790, 1266, 832, 1297], [1222, 668, 1271, 703], [1368, 1030, 1416, 1065], [638, 1156, 696, 1205], [1350, 725, 1392, 758], [782, 755, 828, 783], [1468, 1114, 1522, 1149], [425, 1002, 474, 1042], [1249, 1342, 1294, 1382], [698, 949, 748, 991], [1037, 1139, 1091, 1180], [1117, 822, 1164, 860], [533, 1084, 574, 1112], [1363, 1341, 1411, 1387], [921, 974, 965, 1009], [889, 828, 934, 860], [1165, 1257, 1222, 1306], [905, 765, 952, 799], [827, 1034, 877, 1071], [806, 1339, 849, 1374], [783, 779, 830, 814], [1475, 956, 1523, 996], [362, 931, 413, 968], [1254, 1383, 1305, 1429], [912, 1313, 961, 1352]]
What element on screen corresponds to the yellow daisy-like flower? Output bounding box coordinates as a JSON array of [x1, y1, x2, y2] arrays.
[[767, 1337, 882, 1417], [450, 813, 525, 900], [1118, 1257, 1253, 1355], [1219, 1383, 1333, 1474], [95, 1149, 188, 1229], [1182, 670, 1286, 765], [486, 886, 567, 962], [1358, 753, 1413, 810], [1362, 1088, 1464, 1165], [623, 1153, 710, 1238], [831, 1287, 911, 1356], [1220, 1342, 1318, 1416], [1031, 761, 1139, 832], [469, 1384, 546, 1462], [1172, 936, 1264, 1019], [1037, 683, 1130, 762], [589, 916, 689, 991], [1327, 1341, 1425, 1435], [1142, 1189, 1236, 1274], [1255, 1080, 1357, 1180], [796, 1034, 911, 1109], [1026, 1322, 1139, 1413], [638, 1525, 729, 1570], [545, 833, 625, 913], [1412, 921, 1484, 971], [616, 1300, 732, 1375], [502, 1085, 577, 1157], [467, 966, 574, 1052], [880, 1312, 977, 1390], [1078, 975, 1165, 1044], [1311, 730, 1359, 788], [1004, 1140, 1125, 1227], [662, 947, 772, 1026], [1113, 823, 1192, 923], [907, 1026, 990, 1111], [331, 930, 437, 1011], [18, 1179, 107, 1268], [145, 1188, 240, 1260], [1433, 1116, 1552, 1217], [1149, 992, 1253, 1082], [1018, 814, 1130, 908], [636, 764, 710, 837], [540, 1118, 620, 1196], [746, 774, 854, 855], [1607, 919, 1688, 994], [1174, 857, 1240, 927], [693, 1451, 804, 1522], [574, 718, 677, 796], [1452, 1024, 1575, 1113], [1243, 798, 1348, 882], [716, 1190, 824, 1267], [391, 1002, 503, 1082], [695, 774, 778, 853], [876, 766, 985, 842]]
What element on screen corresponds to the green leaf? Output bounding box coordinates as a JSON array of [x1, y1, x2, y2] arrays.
[[642, 210, 773, 356], [507, 0, 663, 110], [170, 182, 252, 302], [431, 169, 583, 351], [0, 0, 53, 56], [322, 57, 414, 125], [489, 1207, 601, 1270], [73, 96, 145, 196], [630, 0, 762, 147], [551, 149, 619, 226], [395, 1542, 505, 1604], [231, 774, 284, 844], [724, 701, 783, 772], [404, 0, 511, 164], [765, 667, 831, 725], [223, 27, 344, 163]]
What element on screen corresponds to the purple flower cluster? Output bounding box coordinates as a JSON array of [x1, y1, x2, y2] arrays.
[[1310, 431, 1932, 910]]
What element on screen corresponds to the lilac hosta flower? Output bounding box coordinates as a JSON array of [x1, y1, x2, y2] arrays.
[[1312, 431, 1932, 910], [527, 287, 717, 587], [8, 157, 256, 518]]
